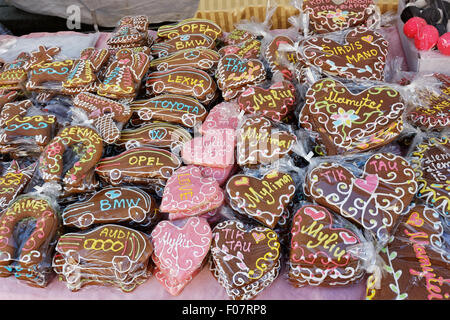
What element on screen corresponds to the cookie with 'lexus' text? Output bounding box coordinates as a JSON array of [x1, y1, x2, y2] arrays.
[[304, 153, 418, 243]]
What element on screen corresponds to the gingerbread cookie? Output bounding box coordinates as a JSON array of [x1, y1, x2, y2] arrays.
[[97, 48, 151, 99], [0, 90, 18, 108], [95, 146, 182, 186], [407, 73, 450, 131], [116, 122, 192, 151], [238, 81, 296, 122], [130, 94, 207, 128], [157, 18, 223, 41], [55, 224, 153, 292], [219, 39, 262, 60], [366, 205, 449, 300], [0, 161, 36, 211], [146, 66, 217, 104], [151, 34, 216, 58], [216, 54, 266, 101], [150, 48, 220, 72], [265, 35, 298, 80], [62, 186, 157, 229], [224, 29, 256, 46], [289, 204, 363, 287], [226, 170, 296, 229], [300, 27, 388, 81], [303, 0, 377, 34], [107, 15, 150, 49], [299, 78, 405, 156], [210, 220, 281, 300], [151, 217, 212, 295], [159, 165, 224, 220], [237, 116, 297, 167], [39, 125, 103, 195], [411, 135, 449, 217], [0, 52, 31, 90], [304, 153, 418, 242], [0, 194, 59, 287]]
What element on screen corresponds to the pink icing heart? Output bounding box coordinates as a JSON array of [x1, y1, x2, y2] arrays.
[[181, 129, 236, 167], [153, 261, 202, 296], [339, 231, 358, 244], [354, 174, 379, 193], [160, 165, 223, 214], [200, 102, 240, 135], [406, 211, 424, 227], [304, 207, 327, 221], [151, 217, 212, 286], [168, 188, 224, 221]]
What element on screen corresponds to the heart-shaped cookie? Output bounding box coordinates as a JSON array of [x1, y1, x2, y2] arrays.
[[226, 170, 296, 228], [181, 129, 236, 168], [238, 81, 296, 122], [218, 39, 262, 60], [303, 0, 377, 34], [265, 35, 298, 80], [224, 29, 256, 46], [199, 101, 240, 136], [160, 165, 223, 214], [366, 205, 450, 300], [210, 220, 281, 300], [300, 27, 388, 81], [299, 78, 405, 156], [237, 116, 297, 166], [151, 217, 212, 295], [304, 153, 418, 242], [289, 204, 363, 287], [411, 136, 449, 217], [216, 54, 266, 100]]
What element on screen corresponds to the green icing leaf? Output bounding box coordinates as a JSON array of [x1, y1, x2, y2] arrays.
[[389, 283, 399, 294], [397, 293, 408, 300], [384, 265, 393, 273], [389, 251, 397, 260], [394, 270, 402, 280]]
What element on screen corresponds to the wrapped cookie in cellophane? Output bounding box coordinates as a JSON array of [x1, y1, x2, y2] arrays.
[[106, 15, 152, 49], [409, 132, 449, 225], [53, 223, 153, 293], [209, 219, 282, 300], [156, 18, 223, 43], [303, 152, 418, 246], [295, 0, 380, 36], [296, 26, 389, 82], [366, 205, 449, 300], [159, 165, 225, 222], [61, 186, 160, 231], [288, 201, 376, 287], [95, 145, 182, 198], [151, 216, 212, 295], [402, 73, 450, 132], [0, 99, 58, 158], [297, 77, 411, 157], [36, 111, 104, 199], [0, 51, 31, 93], [0, 182, 61, 288]]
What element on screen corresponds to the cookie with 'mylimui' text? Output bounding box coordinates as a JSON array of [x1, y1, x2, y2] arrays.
[[411, 135, 449, 218]]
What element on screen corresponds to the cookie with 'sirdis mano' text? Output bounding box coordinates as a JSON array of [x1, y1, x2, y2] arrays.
[[300, 27, 388, 81], [366, 205, 450, 300], [299, 78, 405, 156], [289, 204, 364, 287], [226, 170, 296, 229], [151, 217, 212, 295], [210, 220, 281, 300], [304, 153, 418, 243], [411, 135, 449, 217]]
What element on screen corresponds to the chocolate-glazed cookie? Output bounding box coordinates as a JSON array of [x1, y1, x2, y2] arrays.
[[304, 153, 418, 243], [151, 34, 216, 58], [411, 135, 449, 217], [150, 48, 220, 72], [366, 205, 449, 300], [157, 18, 223, 41]]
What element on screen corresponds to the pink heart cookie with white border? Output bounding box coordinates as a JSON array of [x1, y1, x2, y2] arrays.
[[199, 101, 241, 136], [181, 129, 236, 167], [150, 217, 212, 288]]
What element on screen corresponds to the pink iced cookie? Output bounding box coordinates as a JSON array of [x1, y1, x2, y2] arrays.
[[168, 188, 224, 221], [199, 102, 241, 135], [181, 129, 236, 167], [196, 163, 237, 186], [153, 259, 202, 296], [160, 165, 223, 214], [151, 217, 212, 288]]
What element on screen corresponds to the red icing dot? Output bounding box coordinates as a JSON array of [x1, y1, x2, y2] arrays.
[[437, 33, 450, 56], [403, 17, 427, 38], [414, 25, 439, 51]]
